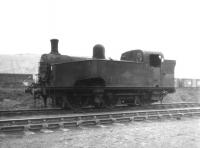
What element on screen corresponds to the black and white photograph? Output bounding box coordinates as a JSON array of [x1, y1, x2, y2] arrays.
[[0, 0, 200, 147]]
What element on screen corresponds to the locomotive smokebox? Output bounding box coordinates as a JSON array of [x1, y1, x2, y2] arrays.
[[50, 39, 59, 54], [93, 44, 105, 59]]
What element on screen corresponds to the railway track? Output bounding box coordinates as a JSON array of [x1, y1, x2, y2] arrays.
[[0, 103, 199, 117], [1, 103, 200, 132]]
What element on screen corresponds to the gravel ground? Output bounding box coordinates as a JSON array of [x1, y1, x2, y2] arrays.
[[1, 118, 200, 148], [164, 88, 200, 103], [0, 87, 44, 110]]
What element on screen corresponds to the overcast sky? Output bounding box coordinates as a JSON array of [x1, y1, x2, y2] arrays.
[[0, 0, 200, 78]]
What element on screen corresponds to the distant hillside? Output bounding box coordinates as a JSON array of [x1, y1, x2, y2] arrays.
[[0, 54, 41, 74]]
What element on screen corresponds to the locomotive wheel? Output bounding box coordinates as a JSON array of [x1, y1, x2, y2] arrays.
[[104, 93, 117, 108], [92, 93, 118, 108], [61, 95, 82, 110], [134, 96, 141, 106], [93, 94, 104, 108], [51, 96, 60, 107], [51, 96, 64, 107]]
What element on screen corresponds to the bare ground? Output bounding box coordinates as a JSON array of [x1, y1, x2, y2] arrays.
[[163, 88, 200, 103], [0, 87, 35, 110]]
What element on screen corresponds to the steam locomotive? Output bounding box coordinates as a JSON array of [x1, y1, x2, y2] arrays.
[[30, 39, 176, 109]]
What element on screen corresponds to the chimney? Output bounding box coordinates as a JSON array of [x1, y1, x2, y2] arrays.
[[50, 39, 59, 54]]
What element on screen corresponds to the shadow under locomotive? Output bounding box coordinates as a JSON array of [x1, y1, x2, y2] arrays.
[[26, 39, 176, 110]]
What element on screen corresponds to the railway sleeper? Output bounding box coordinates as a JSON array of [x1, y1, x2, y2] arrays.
[[28, 124, 43, 131], [147, 115, 160, 120], [159, 114, 172, 119], [27, 123, 61, 131], [182, 113, 193, 117], [45, 118, 61, 123], [171, 113, 183, 119], [0, 121, 14, 126], [158, 111, 169, 114], [189, 109, 200, 112], [14, 120, 29, 125], [99, 119, 114, 124], [134, 116, 146, 121], [191, 112, 200, 116], [63, 122, 78, 128], [0, 120, 29, 126], [96, 114, 110, 119], [137, 112, 147, 116], [168, 110, 178, 114], [47, 123, 60, 129], [115, 117, 132, 122], [62, 117, 79, 122], [80, 116, 95, 121], [111, 114, 124, 118], [123, 112, 137, 117], [78, 120, 97, 126], [147, 112, 158, 116], [178, 110, 189, 113], [0, 126, 25, 132], [29, 119, 45, 124]]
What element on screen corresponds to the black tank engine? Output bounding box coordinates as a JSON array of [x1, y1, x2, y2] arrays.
[[31, 39, 176, 109]]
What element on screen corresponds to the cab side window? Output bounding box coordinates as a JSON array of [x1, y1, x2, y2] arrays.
[[150, 54, 161, 67], [136, 52, 143, 63], [120, 51, 143, 62]]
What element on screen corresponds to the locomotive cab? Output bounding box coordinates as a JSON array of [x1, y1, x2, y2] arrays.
[[121, 50, 165, 88], [145, 51, 164, 88], [120, 49, 164, 65]]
